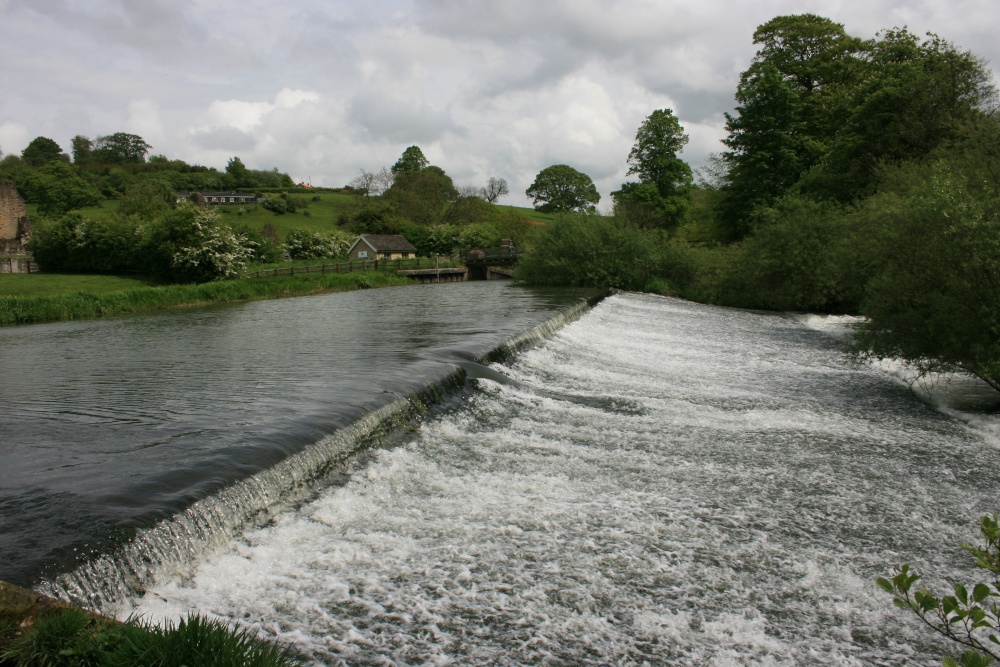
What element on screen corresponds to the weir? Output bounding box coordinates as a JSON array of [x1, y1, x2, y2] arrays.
[[31, 289, 611, 614], [9, 288, 1000, 663]]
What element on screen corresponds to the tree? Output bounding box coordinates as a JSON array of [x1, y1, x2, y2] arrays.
[[24, 161, 103, 215], [525, 164, 600, 213], [612, 109, 693, 229], [118, 179, 174, 220], [391, 146, 429, 176], [71, 135, 94, 166], [225, 156, 252, 188], [481, 177, 509, 203], [143, 206, 256, 282], [718, 14, 863, 238], [802, 28, 998, 202], [385, 165, 458, 224], [21, 137, 69, 167], [93, 133, 152, 164]]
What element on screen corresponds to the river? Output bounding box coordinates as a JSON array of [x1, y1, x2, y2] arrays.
[[5, 285, 1000, 665]]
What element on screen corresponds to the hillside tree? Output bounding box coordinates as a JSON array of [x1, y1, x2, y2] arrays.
[[391, 146, 429, 176], [21, 137, 70, 167], [612, 108, 693, 229], [526, 164, 600, 213]]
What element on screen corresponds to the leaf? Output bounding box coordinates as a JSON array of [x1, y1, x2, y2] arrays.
[[958, 649, 995, 667], [877, 577, 896, 594], [975, 584, 993, 603]]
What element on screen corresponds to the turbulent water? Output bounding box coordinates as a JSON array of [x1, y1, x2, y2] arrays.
[[114, 292, 1000, 666]]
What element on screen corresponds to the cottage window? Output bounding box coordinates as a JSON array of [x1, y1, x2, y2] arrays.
[[358, 251, 368, 259]]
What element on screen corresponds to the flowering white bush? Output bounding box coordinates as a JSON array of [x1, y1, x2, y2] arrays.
[[284, 230, 352, 259], [170, 208, 257, 282]]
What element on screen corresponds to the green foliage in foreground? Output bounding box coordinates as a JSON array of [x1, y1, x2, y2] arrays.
[[0, 271, 411, 326], [878, 515, 1000, 667], [1, 608, 300, 666]]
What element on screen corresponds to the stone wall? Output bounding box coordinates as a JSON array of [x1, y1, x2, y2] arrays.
[[0, 180, 31, 254]]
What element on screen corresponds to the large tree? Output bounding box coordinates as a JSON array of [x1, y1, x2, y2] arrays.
[[24, 161, 103, 215], [718, 14, 863, 238], [525, 164, 600, 213], [21, 137, 69, 167], [391, 146, 429, 176], [225, 156, 252, 188], [801, 28, 998, 202], [93, 133, 152, 164], [71, 135, 94, 166], [385, 165, 458, 224], [852, 135, 1000, 391], [612, 108, 693, 229]]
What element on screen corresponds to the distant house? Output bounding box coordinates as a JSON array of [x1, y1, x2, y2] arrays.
[[176, 191, 257, 205], [347, 234, 418, 261]]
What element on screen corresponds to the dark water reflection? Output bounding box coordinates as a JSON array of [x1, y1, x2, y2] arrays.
[[0, 282, 592, 586]]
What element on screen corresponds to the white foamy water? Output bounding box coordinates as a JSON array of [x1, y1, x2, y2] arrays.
[[125, 294, 1000, 666]]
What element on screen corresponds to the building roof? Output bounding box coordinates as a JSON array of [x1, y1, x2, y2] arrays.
[[351, 234, 418, 253]]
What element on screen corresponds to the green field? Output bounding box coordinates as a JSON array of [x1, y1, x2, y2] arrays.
[[46, 191, 555, 239], [0, 270, 412, 326], [0, 272, 156, 297]]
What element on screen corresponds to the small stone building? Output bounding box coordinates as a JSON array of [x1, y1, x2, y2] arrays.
[[0, 181, 32, 255], [347, 234, 418, 261]]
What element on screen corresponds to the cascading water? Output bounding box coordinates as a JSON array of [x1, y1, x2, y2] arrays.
[[111, 292, 1000, 666], [33, 290, 607, 612]]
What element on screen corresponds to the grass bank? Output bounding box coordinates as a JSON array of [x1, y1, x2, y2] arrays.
[[0, 272, 156, 297], [0, 271, 413, 326], [1, 606, 299, 667]]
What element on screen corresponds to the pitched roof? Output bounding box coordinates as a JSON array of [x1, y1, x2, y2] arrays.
[[355, 234, 418, 253]]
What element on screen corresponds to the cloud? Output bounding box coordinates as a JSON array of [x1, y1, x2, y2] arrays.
[[2, 0, 999, 207]]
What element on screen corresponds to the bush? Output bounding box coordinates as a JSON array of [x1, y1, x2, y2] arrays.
[[514, 213, 657, 290], [713, 194, 868, 313], [143, 206, 257, 282], [283, 229, 351, 260]]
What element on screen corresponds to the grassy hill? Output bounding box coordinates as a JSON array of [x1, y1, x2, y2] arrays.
[[35, 192, 556, 239]]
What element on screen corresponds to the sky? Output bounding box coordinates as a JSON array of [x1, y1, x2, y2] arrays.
[[1, 0, 997, 208]]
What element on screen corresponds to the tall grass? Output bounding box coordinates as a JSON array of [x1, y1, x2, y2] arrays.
[[1, 607, 300, 667], [0, 271, 413, 326]]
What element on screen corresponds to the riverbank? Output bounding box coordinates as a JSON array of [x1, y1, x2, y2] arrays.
[[0, 271, 413, 326]]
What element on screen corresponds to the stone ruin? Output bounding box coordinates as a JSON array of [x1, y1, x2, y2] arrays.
[[0, 180, 32, 255]]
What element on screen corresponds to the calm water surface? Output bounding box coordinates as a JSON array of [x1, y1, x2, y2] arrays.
[[0, 282, 592, 586]]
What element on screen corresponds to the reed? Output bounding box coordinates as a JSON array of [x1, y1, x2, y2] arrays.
[[0, 271, 413, 326]]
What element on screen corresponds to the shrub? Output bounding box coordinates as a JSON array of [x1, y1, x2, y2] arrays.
[[514, 213, 656, 290], [283, 229, 351, 260]]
